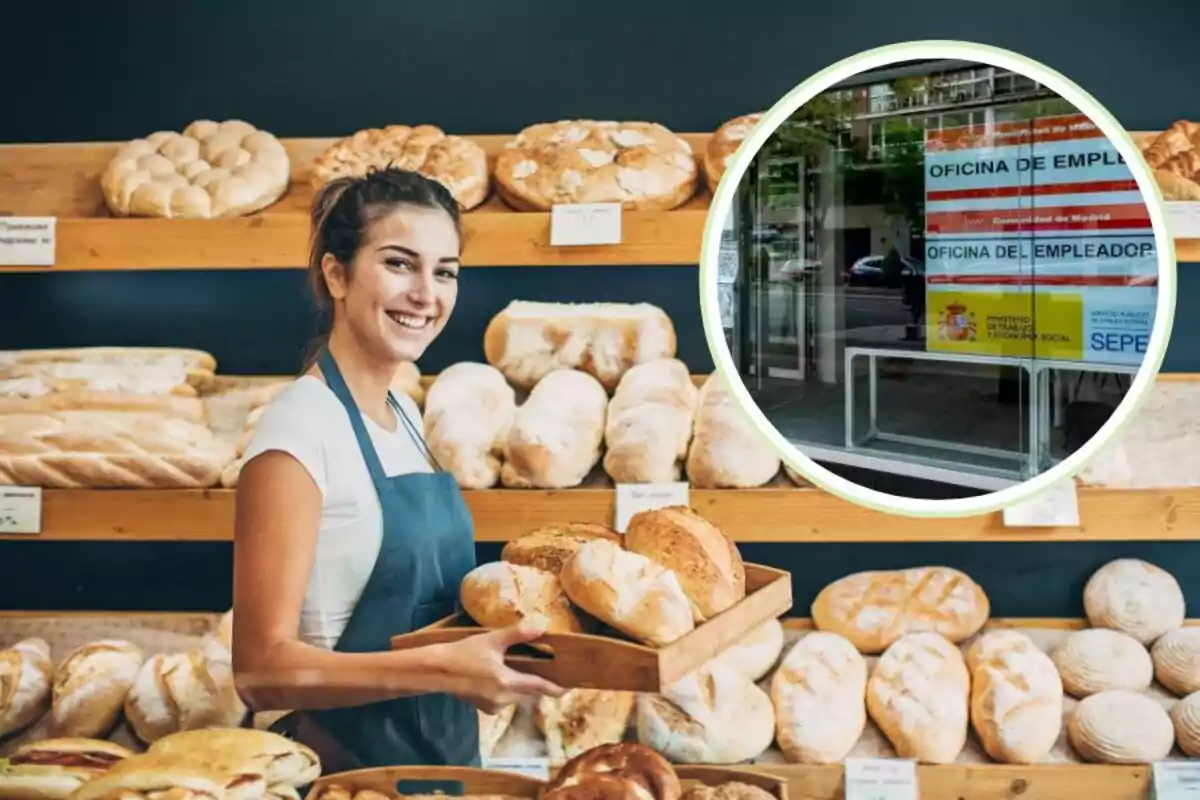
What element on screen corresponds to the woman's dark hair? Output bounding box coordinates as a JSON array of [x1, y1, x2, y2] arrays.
[[302, 167, 463, 369]]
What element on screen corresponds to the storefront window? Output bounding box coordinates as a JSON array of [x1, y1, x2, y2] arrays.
[[727, 61, 1156, 495]]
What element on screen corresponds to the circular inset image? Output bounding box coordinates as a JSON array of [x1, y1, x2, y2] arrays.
[[699, 40, 1176, 517]]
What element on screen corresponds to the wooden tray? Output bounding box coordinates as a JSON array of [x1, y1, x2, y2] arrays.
[[389, 563, 793, 692], [305, 766, 545, 800], [673, 765, 787, 800]]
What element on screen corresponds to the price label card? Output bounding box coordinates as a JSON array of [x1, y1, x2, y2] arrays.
[[0, 216, 56, 266], [1166, 202, 1200, 240], [481, 757, 550, 780], [1153, 761, 1200, 800], [845, 758, 918, 800], [1001, 479, 1081, 528], [614, 482, 690, 532], [0, 487, 43, 535], [550, 203, 623, 246]]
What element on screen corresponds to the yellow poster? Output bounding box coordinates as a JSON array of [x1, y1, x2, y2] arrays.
[[927, 290, 1084, 359]]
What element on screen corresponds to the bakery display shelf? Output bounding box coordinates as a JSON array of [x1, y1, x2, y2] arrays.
[[0, 134, 713, 271], [8, 483, 1200, 543]]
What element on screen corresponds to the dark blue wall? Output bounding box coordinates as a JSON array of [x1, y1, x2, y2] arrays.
[[1, 0, 1198, 614]]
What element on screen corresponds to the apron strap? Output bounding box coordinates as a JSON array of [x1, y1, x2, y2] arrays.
[[387, 392, 446, 473], [316, 349, 390, 488]]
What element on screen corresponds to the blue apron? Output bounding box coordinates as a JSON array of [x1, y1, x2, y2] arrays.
[[273, 348, 481, 771]]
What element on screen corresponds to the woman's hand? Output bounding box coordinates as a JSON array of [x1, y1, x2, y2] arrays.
[[432, 620, 566, 713]]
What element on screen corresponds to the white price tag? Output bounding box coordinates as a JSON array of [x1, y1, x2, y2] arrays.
[[0, 487, 43, 535], [1166, 202, 1200, 240], [1001, 479, 1080, 527], [549, 203, 623, 246], [1153, 761, 1200, 800], [614, 482, 690, 533], [0, 217, 56, 266], [482, 757, 550, 780], [845, 758, 918, 800]]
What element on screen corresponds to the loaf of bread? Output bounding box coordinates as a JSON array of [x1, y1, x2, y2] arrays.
[[479, 703, 517, 759], [424, 362, 516, 488], [963, 630, 1063, 764], [1067, 689, 1174, 763], [686, 374, 780, 488], [500, 370, 608, 489], [0, 362, 201, 397], [124, 645, 248, 744], [559, 539, 695, 646], [603, 359, 698, 483], [1083, 558, 1185, 644], [0, 411, 235, 488], [0, 637, 53, 737], [866, 632, 970, 764], [624, 506, 745, 622], [483, 301, 677, 392], [52, 639, 145, 738], [703, 114, 763, 193], [0, 388, 207, 422], [100, 119, 290, 219], [537, 688, 636, 763], [1151, 627, 1200, 695], [1051, 628, 1153, 698], [460, 561, 590, 639], [707, 618, 784, 682], [501, 522, 624, 575], [770, 631, 867, 764], [1171, 691, 1200, 757], [0, 346, 217, 391], [811, 566, 990, 654], [494, 120, 699, 211], [311, 124, 490, 209], [637, 664, 775, 763]]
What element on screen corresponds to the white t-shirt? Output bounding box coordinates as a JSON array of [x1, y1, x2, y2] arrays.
[[240, 376, 434, 650]]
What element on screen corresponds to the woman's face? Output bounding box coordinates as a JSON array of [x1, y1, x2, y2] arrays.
[[324, 204, 461, 364]]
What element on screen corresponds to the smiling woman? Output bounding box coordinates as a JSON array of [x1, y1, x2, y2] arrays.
[[229, 167, 564, 772]]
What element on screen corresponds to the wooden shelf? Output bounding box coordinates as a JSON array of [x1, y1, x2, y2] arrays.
[[0, 134, 712, 271], [4, 484, 1199, 543]]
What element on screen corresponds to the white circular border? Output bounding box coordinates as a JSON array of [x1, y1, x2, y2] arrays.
[[699, 39, 1178, 518]]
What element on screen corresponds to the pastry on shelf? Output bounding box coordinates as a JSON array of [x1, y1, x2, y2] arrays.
[[0, 738, 135, 800], [100, 119, 291, 219], [1067, 689, 1174, 764], [963, 630, 1062, 764], [0, 637, 53, 738], [51, 639, 144, 738], [1140, 119, 1200, 201], [1050, 628, 1153, 698], [1082, 558, 1185, 645], [537, 688, 636, 764], [310, 124, 490, 210], [499, 369, 608, 489], [603, 359, 698, 484], [703, 113, 763, 193], [686, 373, 780, 489], [770, 630, 866, 764], [500, 522, 623, 575], [495, 119, 699, 211], [483, 300, 677, 392], [424, 362, 516, 489]]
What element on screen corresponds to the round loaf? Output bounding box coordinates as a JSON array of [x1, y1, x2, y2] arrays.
[[479, 703, 517, 760], [707, 618, 785, 682], [536, 688, 637, 764], [1171, 691, 1200, 757], [545, 742, 681, 800], [1067, 690, 1174, 763], [770, 631, 867, 764], [310, 124, 490, 210], [0, 637, 53, 737], [624, 506, 745, 622], [52, 639, 144, 738], [495, 120, 699, 211], [680, 785, 776, 800], [100, 119, 290, 219], [1152, 627, 1200, 695], [558, 539, 695, 647], [1051, 628, 1152, 698], [963, 630, 1063, 764], [1083, 558, 1185, 644], [123, 648, 249, 744], [637, 664, 775, 764], [811, 566, 990, 654], [501, 523, 624, 575], [460, 561, 589, 641], [866, 632, 970, 764], [703, 113, 763, 193]]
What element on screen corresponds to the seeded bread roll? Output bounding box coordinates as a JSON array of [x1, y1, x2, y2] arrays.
[[1152, 627, 1200, 695], [964, 630, 1063, 764], [1067, 690, 1174, 763], [1083, 558, 1185, 644], [537, 688, 637, 764], [51, 640, 144, 738], [0, 637, 53, 738], [770, 631, 867, 764], [1051, 628, 1153, 698], [460, 562, 590, 640], [501, 522, 624, 575]]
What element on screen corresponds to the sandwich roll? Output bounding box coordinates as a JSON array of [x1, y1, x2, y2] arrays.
[[624, 506, 745, 622], [0, 738, 134, 800], [770, 631, 867, 764], [500, 369, 608, 489], [603, 359, 698, 483], [964, 630, 1063, 764], [501, 522, 623, 575], [559, 539, 695, 647], [423, 362, 516, 489], [460, 561, 590, 642], [67, 751, 263, 800], [0, 638, 54, 737], [1051, 628, 1153, 698], [51, 639, 144, 738], [148, 728, 321, 788], [537, 688, 637, 764], [124, 648, 249, 744], [1083, 558, 1185, 645], [685, 373, 779, 489], [1067, 690, 1174, 764], [707, 618, 785, 682]]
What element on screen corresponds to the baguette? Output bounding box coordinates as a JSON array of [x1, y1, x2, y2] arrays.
[[770, 631, 867, 764], [423, 362, 516, 489], [0, 346, 216, 392], [52, 639, 144, 738], [500, 369, 608, 489], [0, 389, 206, 422], [0, 637, 54, 737], [603, 359, 698, 483], [0, 362, 199, 399], [686, 374, 779, 488], [483, 300, 677, 392], [964, 630, 1063, 764]]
